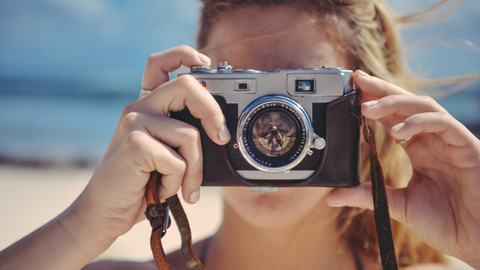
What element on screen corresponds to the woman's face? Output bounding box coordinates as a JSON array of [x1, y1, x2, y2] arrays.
[[205, 4, 352, 229]]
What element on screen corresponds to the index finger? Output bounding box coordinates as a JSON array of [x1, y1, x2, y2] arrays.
[[142, 45, 211, 90], [138, 75, 231, 146], [353, 70, 414, 98]]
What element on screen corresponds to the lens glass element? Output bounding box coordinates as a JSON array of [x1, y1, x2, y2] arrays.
[[249, 109, 298, 158], [237, 96, 312, 172]]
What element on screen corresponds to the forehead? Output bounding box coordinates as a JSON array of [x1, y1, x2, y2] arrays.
[[204, 4, 350, 72]]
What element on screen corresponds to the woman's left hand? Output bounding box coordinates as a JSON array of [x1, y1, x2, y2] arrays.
[[327, 70, 480, 268]]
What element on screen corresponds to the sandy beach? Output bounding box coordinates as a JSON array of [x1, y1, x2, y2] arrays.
[[0, 164, 222, 263], [0, 164, 474, 269]]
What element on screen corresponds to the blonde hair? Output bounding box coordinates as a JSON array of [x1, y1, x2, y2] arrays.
[[196, 0, 448, 267]]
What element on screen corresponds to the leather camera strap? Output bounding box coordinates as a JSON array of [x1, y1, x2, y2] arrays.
[[144, 171, 206, 270], [363, 122, 399, 270]]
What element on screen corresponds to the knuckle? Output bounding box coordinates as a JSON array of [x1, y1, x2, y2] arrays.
[[420, 95, 443, 110], [420, 95, 435, 103], [174, 158, 188, 174], [411, 113, 427, 123], [208, 102, 223, 116], [175, 75, 203, 98], [146, 53, 157, 65], [121, 111, 141, 129], [160, 182, 178, 198], [176, 45, 193, 53], [387, 94, 400, 101], [440, 111, 454, 122], [182, 125, 201, 142], [177, 74, 199, 87], [189, 168, 204, 183], [121, 102, 136, 116], [124, 130, 148, 151], [385, 94, 400, 105]]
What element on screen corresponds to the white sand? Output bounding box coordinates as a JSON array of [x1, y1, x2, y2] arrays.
[[0, 165, 222, 262], [0, 165, 474, 269]]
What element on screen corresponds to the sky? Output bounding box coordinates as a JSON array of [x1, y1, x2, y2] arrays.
[[389, 0, 480, 78], [0, 0, 201, 68], [0, 0, 478, 74]]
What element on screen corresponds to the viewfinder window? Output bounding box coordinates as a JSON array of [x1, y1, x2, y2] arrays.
[[235, 81, 250, 91], [295, 79, 315, 93], [239, 83, 248, 90]]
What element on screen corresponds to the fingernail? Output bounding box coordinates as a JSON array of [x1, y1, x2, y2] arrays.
[[391, 122, 405, 133], [357, 70, 370, 77], [198, 53, 211, 64], [189, 189, 200, 203], [218, 124, 231, 142], [329, 204, 346, 207], [362, 100, 378, 108]]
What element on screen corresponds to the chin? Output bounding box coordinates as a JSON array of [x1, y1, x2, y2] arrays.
[[221, 186, 332, 229]]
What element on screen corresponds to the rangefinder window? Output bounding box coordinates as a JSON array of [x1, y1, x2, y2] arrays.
[[295, 79, 315, 93], [235, 81, 251, 91]]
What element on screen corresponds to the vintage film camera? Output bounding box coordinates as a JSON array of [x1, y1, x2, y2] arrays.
[[172, 62, 361, 189]]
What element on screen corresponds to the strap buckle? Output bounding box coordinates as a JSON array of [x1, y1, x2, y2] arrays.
[[145, 202, 170, 238], [160, 204, 170, 238]]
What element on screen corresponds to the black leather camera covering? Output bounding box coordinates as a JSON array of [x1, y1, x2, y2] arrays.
[[169, 90, 361, 187]]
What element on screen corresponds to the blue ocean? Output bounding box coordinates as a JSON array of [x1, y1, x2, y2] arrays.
[[0, 0, 479, 164], [0, 67, 140, 163]]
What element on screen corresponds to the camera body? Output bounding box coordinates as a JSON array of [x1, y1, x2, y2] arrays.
[[172, 62, 361, 188]]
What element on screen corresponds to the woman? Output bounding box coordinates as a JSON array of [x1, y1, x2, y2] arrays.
[[0, 0, 479, 269]]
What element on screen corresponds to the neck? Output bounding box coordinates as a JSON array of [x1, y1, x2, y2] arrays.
[[206, 200, 360, 270]]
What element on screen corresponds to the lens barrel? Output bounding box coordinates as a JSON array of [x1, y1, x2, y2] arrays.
[[237, 96, 313, 172]]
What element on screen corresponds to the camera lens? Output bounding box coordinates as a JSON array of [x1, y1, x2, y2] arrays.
[[237, 95, 312, 172], [249, 109, 298, 158]]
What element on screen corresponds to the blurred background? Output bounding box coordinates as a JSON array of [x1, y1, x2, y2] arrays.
[[0, 0, 478, 268]]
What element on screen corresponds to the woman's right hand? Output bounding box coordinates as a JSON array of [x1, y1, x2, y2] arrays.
[[74, 45, 231, 243], [0, 46, 231, 270]]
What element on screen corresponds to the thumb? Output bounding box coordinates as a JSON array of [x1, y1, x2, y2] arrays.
[[327, 183, 407, 225]]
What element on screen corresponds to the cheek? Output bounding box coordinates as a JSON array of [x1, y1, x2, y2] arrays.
[[221, 186, 332, 229]]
